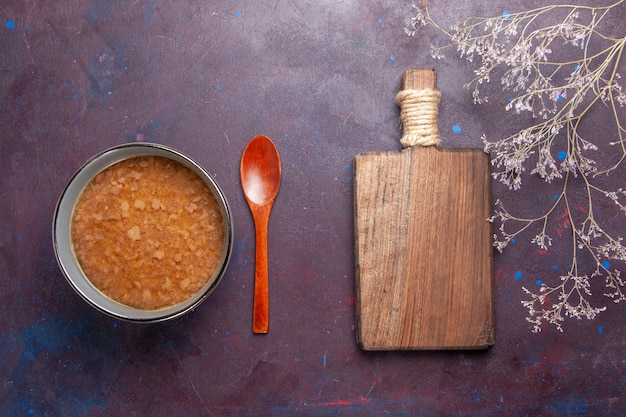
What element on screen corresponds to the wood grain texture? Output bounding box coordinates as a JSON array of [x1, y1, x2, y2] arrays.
[[354, 69, 494, 350], [241, 135, 282, 334], [402, 67, 437, 92]]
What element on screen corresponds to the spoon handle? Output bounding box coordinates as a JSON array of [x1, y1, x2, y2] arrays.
[[252, 205, 271, 333]]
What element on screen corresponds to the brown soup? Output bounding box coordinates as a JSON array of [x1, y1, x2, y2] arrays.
[[71, 155, 225, 310]]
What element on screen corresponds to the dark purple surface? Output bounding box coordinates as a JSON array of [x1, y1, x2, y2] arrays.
[[1, 1, 624, 416]]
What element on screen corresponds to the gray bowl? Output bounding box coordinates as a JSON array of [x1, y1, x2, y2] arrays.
[[52, 143, 233, 322]]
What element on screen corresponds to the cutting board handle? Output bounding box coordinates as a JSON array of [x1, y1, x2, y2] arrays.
[[396, 68, 441, 148]]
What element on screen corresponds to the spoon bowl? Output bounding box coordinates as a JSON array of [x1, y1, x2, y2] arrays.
[[240, 135, 281, 333], [241, 138, 281, 205]]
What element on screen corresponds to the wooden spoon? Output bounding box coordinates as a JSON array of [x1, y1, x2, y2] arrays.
[[240, 135, 281, 333]]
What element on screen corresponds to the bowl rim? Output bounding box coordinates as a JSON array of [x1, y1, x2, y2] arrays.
[[52, 142, 233, 322]]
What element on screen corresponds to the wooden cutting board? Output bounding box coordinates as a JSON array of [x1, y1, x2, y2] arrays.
[[353, 69, 494, 350]]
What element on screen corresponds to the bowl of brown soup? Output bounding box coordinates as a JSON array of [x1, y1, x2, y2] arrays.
[[53, 143, 233, 322]]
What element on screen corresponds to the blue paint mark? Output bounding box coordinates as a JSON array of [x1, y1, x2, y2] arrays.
[[598, 326, 604, 334], [452, 125, 462, 134], [502, 10, 511, 19], [216, 85, 222, 91], [554, 194, 560, 200], [86, 44, 127, 102], [378, 18, 383, 24], [557, 93, 564, 101], [88, 0, 115, 23], [574, 64, 580, 72], [511, 238, 516, 243], [557, 151, 567, 161], [536, 280, 543, 286], [527, 356, 541, 365], [5, 20, 15, 30], [144, 0, 156, 27], [476, 397, 481, 402], [602, 260, 611, 269], [389, 55, 396, 62], [552, 264, 558, 270], [8, 315, 115, 415], [549, 399, 589, 414], [508, 97, 513, 102], [515, 271, 522, 280], [345, 164, 351, 169], [235, 11, 242, 18]]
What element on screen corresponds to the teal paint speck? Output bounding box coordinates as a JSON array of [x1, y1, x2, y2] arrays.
[[557, 151, 567, 161], [602, 260, 611, 269], [452, 125, 462, 134], [536, 280, 543, 286], [378, 18, 383, 24], [389, 55, 396, 62], [598, 326, 604, 334], [235, 11, 242, 18], [502, 10, 511, 18], [5, 20, 15, 29], [515, 271, 522, 280], [552, 265, 558, 270]]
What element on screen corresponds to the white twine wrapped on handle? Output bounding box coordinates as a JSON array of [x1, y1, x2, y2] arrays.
[[395, 88, 441, 148]]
